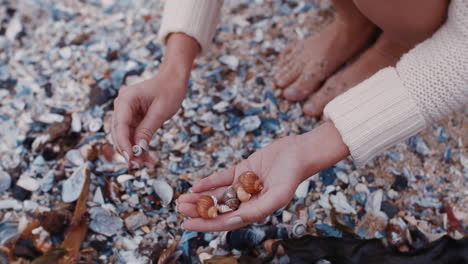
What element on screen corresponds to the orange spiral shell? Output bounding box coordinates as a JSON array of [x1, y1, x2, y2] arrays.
[[196, 195, 218, 219], [239, 171, 263, 195]]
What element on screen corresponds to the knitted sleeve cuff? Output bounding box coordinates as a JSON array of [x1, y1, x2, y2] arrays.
[[323, 67, 427, 167], [158, 0, 222, 55]]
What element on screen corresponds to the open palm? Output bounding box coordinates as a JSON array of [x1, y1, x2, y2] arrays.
[[177, 135, 309, 232]]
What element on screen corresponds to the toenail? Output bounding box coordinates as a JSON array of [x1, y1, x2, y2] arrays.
[[284, 89, 298, 99], [304, 103, 316, 113]]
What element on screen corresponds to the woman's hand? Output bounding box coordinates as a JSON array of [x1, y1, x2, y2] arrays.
[[111, 33, 200, 168], [177, 121, 350, 232]]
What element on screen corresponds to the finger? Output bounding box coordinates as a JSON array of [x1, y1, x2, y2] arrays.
[[191, 167, 236, 193], [131, 151, 156, 169], [177, 188, 227, 204], [133, 100, 166, 156], [177, 203, 199, 218], [113, 101, 135, 163]]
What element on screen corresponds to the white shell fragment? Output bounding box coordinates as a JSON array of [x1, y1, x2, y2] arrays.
[[62, 164, 88, 203], [295, 177, 311, 198], [71, 112, 82, 132], [217, 204, 233, 214], [153, 179, 173, 207], [93, 187, 105, 205], [218, 55, 239, 71], [330, 192, 356, 214], [16, 177, 40, 192], [117, 174, 135, 184]]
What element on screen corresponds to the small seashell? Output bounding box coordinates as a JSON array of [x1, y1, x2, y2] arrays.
[[217, 204, 233, 214], [225, 198, 240, 211], [292, 221, 307, 237], [222, 186, 238, 201], [236, 186, 251, 203], [132, 145, 142, 157], [88, 118, 102, 132], [239, 171, 263, 195], [196, 195, 218, 219], [222, 186, 240, 210]]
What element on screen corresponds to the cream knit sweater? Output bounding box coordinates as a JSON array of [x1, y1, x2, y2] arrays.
[[158, 0, 468, 166]]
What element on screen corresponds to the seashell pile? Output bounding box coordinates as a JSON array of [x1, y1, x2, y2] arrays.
[[196, 171, 263, 219]]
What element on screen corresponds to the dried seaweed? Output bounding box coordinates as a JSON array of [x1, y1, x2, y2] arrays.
[[58, 167, 91, 263], [275, 235, 468, 264]]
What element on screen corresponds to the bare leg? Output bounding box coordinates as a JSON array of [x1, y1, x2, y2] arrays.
[[302, 0, 449, 116], [274, 0, 376, 101]]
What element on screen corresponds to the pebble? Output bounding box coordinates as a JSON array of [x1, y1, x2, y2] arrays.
[[124, 212, 149, 231], [239, 116, 261, 132], [65, 149, 85, 166], [0, 221, 19, 245], [89, 207, 123, 237], [62, 164, 87, 203], [365, 189, 383, 213], [0, 170, 12, 193], [40, 170, 55, 193], [0, 199, 22, 210], [16, 177, 40, 192], [391, 174, 408, 191]]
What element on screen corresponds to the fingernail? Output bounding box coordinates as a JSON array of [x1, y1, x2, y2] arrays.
[[123, 151, 130, 162], [132, 145, 142, 157], [131, 160, 139, 169], [188, 188, 193, 193], [303, 103, 316, 114], [139, 139, 149, 152], [227, 216, 243, 226], [284, 89, 298, 99]]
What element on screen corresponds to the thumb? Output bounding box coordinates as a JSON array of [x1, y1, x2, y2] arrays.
[[133, 101, 166, 153]]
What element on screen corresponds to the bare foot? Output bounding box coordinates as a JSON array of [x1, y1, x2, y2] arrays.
[[275, 16, 376, 101], [302, 33, 411, 116]]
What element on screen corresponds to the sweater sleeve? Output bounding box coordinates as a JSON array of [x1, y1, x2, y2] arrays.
[[158, 0, 223, 54], [323, 0, 468, 167]]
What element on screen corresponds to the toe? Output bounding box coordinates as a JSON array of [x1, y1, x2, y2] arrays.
[[282, 63, 325, 101], [277, 40, 302, 67], [303, 79, 348, 117], [274, 59, 304, 88]]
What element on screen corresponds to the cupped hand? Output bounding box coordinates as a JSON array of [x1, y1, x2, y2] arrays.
[[111, 68, 188, 168], [176, 135, 309, 232]]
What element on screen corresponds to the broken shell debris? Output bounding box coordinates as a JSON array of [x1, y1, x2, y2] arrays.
[[0, 0, 466, 263]]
